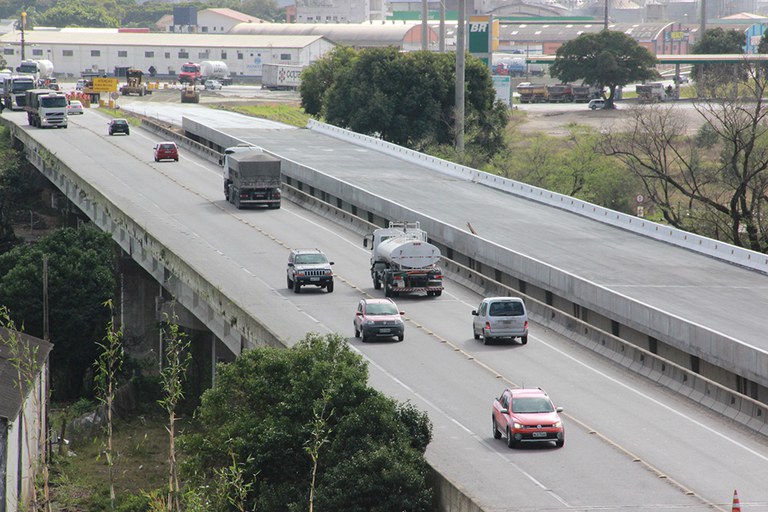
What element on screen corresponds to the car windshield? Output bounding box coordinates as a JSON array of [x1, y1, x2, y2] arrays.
[[511, 397, 554, 414], [295, 254, 327, 264], [365, 303, 398, 316], [41, 96, 68, 108], [113, 120, 127, 125], [488, 301, 524, 316], [160, 144, 175, 150]]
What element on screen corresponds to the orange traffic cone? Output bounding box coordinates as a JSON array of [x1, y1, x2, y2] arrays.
[[732, 489, 741, 512]]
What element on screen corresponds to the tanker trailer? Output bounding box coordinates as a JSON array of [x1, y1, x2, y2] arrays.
[[363, 221, 444, 297], [200, 60, 232, 85]]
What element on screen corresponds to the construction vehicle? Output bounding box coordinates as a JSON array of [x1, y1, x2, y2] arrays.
[[572, 85, 603, 102], [636, 83, 667, 103], [516, 83, 547, 104], [120, 68, 151, 96], [25, 88, 68, 128], [546, 84, 574, 103], [363, 221, 444, 297], [224, 151, 282, 209], [180, 83, 199, 103]]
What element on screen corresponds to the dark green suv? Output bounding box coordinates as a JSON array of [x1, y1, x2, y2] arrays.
[[287, 248, 334, 294]]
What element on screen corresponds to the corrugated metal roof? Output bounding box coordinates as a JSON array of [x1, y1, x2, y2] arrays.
[[229, 22, 427, 46], [499, 21, 674, 42], [0, 30, 328, 49], [204, 8, 266, 23], [0, 328, 53, 421]]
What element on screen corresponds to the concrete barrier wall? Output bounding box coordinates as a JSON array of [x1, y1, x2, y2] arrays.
[[308, 120, 768, 274], [2, 118, 284, 357], [179, 116, 768, 391], [284, 183, 768, 438]]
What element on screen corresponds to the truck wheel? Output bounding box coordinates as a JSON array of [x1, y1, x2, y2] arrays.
[[397, 334, 404, 342], [294, 283, 301, 294], [373, 277, 381, 290], [520, 335, 528, 345], [384, 286, 392, 297], [326, 282, 334, 293], [434, 291, 442, 297]]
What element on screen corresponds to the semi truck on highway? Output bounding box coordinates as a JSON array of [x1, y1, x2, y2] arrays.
[[179, 61, 232, 85], [261, 63, 304, 90], [24, 89, 68, 128], [224, 149, 282, 209], [363, 221, 444, 297], [17, 59, 54, 84], [2, 74, 36, 110]]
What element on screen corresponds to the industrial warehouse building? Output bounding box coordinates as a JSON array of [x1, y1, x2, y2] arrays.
[[0, 31, 335, 79]]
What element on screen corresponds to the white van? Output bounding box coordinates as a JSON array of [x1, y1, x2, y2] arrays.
[[472, 297, 528, 345]]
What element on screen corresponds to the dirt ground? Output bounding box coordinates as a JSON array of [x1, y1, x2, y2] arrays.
[[513, 101, 708, 136]]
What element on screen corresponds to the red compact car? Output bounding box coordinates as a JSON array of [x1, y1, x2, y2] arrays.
[[153, 141, 179, 162], [492, 388, 564, 448]]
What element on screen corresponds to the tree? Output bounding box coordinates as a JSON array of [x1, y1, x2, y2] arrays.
[[601, 68, 768, 252], [0, 134, 41, 251], [301, 47, 508, 157], [691, 28, 746, 96], [37, 0, 119, 28], [549, 30, 658, 109], [0, 225, 116, 399], [181, 332, 433, 512], [94, 299, 124, 511], [158, 309, 192, 512]]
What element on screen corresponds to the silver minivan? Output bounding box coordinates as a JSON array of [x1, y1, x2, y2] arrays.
[[472, 297, 528, 345]]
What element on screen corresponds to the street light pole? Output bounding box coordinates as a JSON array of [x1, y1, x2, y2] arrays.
[[20, 11, 27, 60]]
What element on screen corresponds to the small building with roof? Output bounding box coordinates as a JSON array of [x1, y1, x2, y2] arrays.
[[0, 30, 335, 79], [1, 329, 53, 512]]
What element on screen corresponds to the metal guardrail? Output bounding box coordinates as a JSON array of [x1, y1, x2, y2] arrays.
[[307, 119, 768, 275]]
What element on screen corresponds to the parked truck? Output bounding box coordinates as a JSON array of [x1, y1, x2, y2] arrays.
[[120, 68, 151, 96], [224, 151, 282, 209], [636, 83, 667, 103], [546, 84, 574, 103], [572, 85, 602, 102], [3, 74, 36, 110], [178, 62, 201, 84], [25, 88, 68, 128], [516, 83, 547, 103], [261, 63, 304, 90], [363, 221, 444, 297], [200, 60, 232, 85]]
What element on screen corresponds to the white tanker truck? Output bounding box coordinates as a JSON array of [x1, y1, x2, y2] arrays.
[[364, 221, 444, 297]]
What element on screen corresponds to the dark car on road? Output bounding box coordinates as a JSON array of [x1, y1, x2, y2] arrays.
[[108, 118, 130, 135]]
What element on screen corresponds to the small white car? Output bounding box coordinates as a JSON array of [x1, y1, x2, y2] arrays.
[[472, 297, 528, 345], [75, 79, 86, 91], [67, 100, 84, 115], [588, 98, 605, 110], [204, 79, 222, 90]]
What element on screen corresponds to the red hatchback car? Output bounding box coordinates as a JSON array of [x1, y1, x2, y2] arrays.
[[154, 141, 179, 162], [492, 388, 564, 448]]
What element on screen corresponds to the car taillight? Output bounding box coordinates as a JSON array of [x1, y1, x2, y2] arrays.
[[524, 321, 528, 329], [485, 321, 491, 331], [393, 275, 403, 281]]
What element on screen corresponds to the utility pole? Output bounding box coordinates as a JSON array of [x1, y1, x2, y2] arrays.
[[439, 0, 446, 52], [603, 0, 608, 30], [20, 11, 27, 60], [421, 0, 429, 51], [700, 0, 706, 35], [455, 0, 465, 151]]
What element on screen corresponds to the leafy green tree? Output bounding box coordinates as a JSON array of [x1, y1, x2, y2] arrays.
[[37, 0, 119, 28], [0, 225, 116, 399], [0, 132, 41, 251], [549, 30, 658, 109], [181, 332, 433, 512], [301, 47, 508, 157], [691, 28, 746, 96]]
